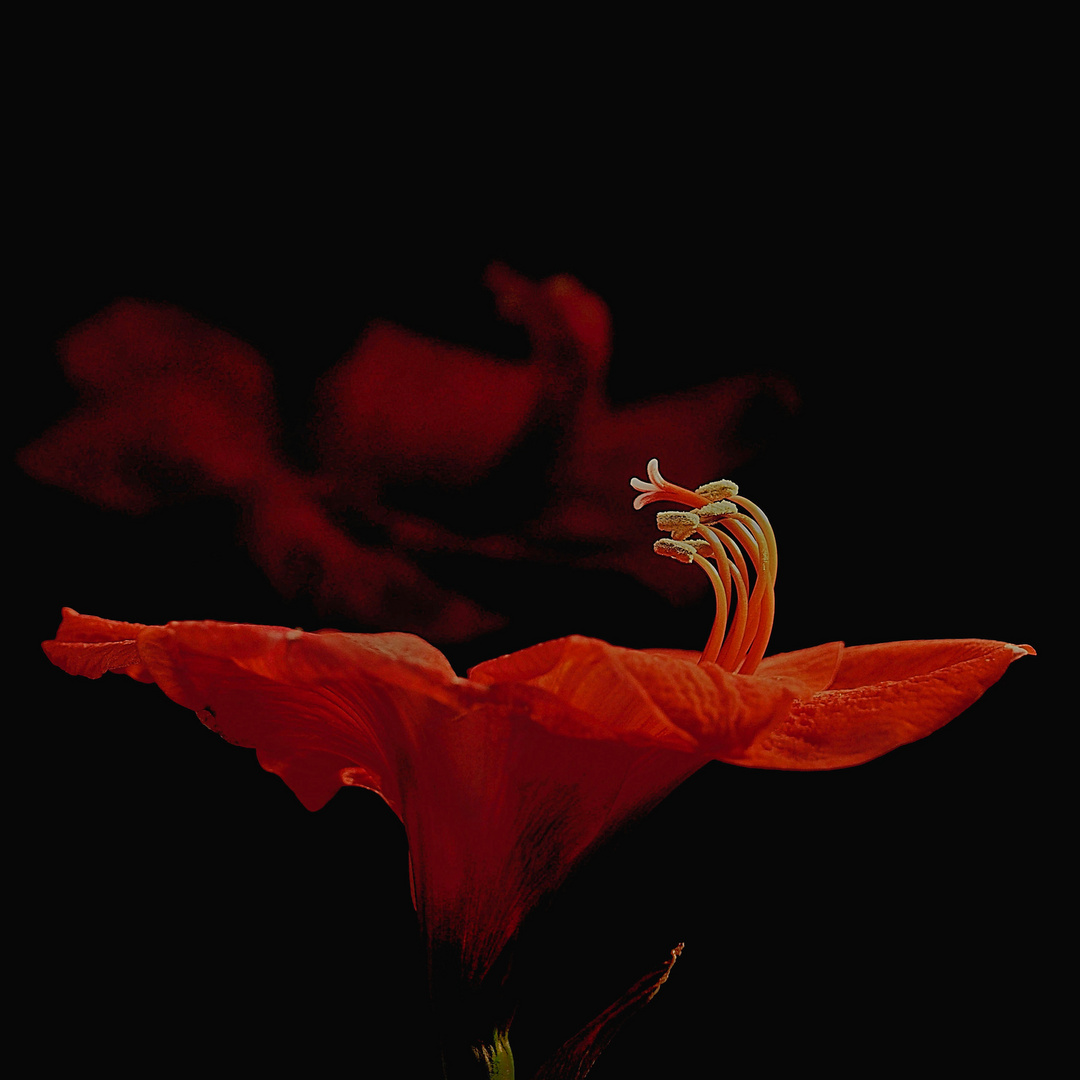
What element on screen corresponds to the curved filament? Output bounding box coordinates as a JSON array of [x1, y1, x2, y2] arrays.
[[636, 459, 777, 672]]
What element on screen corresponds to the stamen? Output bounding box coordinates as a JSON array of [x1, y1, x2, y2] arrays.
[[714, 516, 771, 673], [698, 525, 751, 669], [635, 458, 777, 672]]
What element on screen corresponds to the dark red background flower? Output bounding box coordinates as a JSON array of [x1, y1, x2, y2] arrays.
[[19, 266, 799, 643], [16, 132, 1050, 1076]]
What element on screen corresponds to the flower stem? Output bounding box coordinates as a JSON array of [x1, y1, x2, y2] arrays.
[[439, 1028, 514, 1079]]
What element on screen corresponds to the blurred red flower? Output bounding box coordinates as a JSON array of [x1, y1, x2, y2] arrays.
[[21, 266, 796, 640]]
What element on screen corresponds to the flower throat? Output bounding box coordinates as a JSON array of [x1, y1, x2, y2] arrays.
[[631, 458, 776, 673]]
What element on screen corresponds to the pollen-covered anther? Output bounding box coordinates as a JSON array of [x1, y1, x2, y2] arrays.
[[697, 500, 738, 523], [695, 479, 739, 500], [656, 510, 701, 540], [653, 538, 699, 564]]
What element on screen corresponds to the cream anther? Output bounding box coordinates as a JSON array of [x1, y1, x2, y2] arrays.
[[685, 539, 715, 557], [696, 500, 738, 523], [656, 510, 700, 540], [695, 479, 739, 499], [653, 538, 698, 564]]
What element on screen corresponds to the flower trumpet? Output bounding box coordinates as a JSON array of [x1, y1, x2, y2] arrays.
[[42, 460, 1033, 1077]]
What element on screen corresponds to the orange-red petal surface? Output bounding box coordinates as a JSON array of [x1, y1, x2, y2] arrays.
[[41, 611, 1034, 989], [44, 608, 154, 681], [729, 638, 1034, 769], [470, 635, 804, 756]]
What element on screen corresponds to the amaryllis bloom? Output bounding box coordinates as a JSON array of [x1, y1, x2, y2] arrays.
[[21, 267, 795, 642], [42, 461, 1032, 1079]]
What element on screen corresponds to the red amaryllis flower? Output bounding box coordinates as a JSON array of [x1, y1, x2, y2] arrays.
[[41, 461, 1032, 1079], [21, 267, 796, 642]]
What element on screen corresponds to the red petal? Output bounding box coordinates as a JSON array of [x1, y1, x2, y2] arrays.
[[60, 618, 697, 983], [534, 943, 683, 1080], [751, 640, 843, 695], [241, 496, 504, 641], [729, 638, 1034, 769], [129, 621, 462, 814], [21, 301, 281, 507], [42, 638, 142, 680], [53, 607, 149, 643], [43, 608, 154, 681], [57, 298, 273, 398], [313, 321, 541, 486], [470, 635, 800, 757], [42, 615, 733, 986]]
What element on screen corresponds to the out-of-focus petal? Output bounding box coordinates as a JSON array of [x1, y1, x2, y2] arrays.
[[241, 493, 505, 641], [20, 300, 282, 506]]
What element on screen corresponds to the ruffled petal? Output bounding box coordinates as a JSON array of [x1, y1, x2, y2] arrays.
[[41, 614, 689, 985], [470, 635, 799, 757], [727, 638, 1034, 769], [43, 608, 155, 681], [42, 637, 143, 680], [130, 621, 469, 814], [43, 612, 465, 813], [753, 641, 843, 696], [52, 606, 149, 643]]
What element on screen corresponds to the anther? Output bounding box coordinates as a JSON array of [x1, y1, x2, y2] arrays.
[[653, 538, 698, 564], [696, 500, 738, 523], [684, 539, 715, 557], [695, 479, 739, 500], [656, 511, 700, 540]]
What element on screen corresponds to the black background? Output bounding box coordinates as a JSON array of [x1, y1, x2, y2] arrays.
[[15, 49, 1053, 1078]]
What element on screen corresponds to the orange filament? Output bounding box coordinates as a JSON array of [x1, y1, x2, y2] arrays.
[[691, 552, 730, 665], [632, 458, 777, 673]]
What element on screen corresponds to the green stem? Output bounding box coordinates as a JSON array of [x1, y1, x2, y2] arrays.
[[439, 1028, 514, 1080], [426, 940, 516, 1079]]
